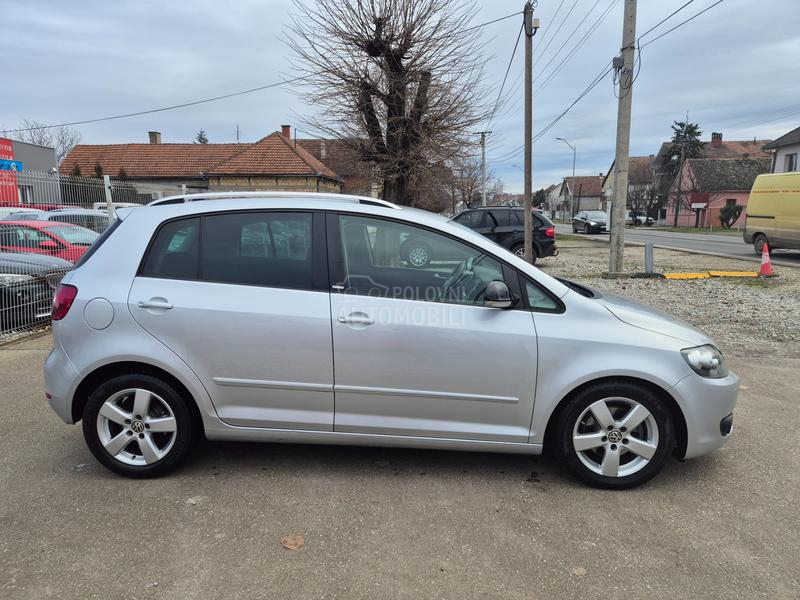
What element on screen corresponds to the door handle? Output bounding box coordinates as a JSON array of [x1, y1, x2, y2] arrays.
[[137, 299, 173, 310], [337, 315, 374, 325]]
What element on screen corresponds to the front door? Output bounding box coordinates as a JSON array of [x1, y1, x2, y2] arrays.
[[129, 211, 334, 431], [328, 213, 538, 443]]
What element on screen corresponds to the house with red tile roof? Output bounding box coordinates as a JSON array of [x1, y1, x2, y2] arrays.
[[60, 126, 343, 195], [560, 174, 606, 215]]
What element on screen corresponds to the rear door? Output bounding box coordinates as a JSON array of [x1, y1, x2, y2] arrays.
[[128, 210, 335, 431]]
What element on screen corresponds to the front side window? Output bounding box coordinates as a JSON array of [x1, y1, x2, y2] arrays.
[[338, 215, 504, 306], [525, 280, 560, 312]]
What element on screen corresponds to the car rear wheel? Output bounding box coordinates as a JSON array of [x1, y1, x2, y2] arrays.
[[556, 381, 674, 489], [511, 243, 536, 264], [753, 234, 771, 256], [82, 374, 195, 478]]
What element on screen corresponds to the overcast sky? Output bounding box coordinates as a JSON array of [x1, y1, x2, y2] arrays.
[[2, 0, 798, 192]]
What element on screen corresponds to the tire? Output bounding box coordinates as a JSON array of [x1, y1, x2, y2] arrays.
[[510, 243, 537, 264], [584, 224, 590, 235], [753, 234, 771, 256], [404, 242, 432, 268], [555, 381, 674, 489], [572, 224, 578, 233], [82, 374, 195, 478]]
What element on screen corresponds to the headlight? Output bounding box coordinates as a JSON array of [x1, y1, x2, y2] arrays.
[[681, 345, 728, 378], [0, 273, 34, 286], [589, 221, 597, 226]]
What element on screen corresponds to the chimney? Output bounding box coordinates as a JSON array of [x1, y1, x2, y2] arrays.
[[148, 131, 161, 144], [281, 124, 291, 138], [320, 140, 327, 160], [711, 132, 722, 147]]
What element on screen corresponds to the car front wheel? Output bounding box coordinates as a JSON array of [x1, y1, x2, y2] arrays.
[[556, 381, 674, 489], [82, 374, 195, 478]]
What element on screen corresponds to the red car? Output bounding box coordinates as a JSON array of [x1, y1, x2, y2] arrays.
[[0, 221, 99, 263]]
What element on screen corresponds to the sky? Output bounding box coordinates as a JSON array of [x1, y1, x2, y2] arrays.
[[2, 0, 799, 193]]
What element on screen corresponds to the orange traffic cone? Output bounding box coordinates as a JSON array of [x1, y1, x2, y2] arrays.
[[758, 242, 777, 278]]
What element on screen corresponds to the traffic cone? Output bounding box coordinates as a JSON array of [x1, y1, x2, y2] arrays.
[[758, 242, 777, 278]]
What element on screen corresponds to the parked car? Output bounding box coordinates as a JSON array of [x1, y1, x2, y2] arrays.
[[44, 192, 738, 488], [743, 172, 800, 255], [572, 210, 608, 234], [447, 207, 557, 264], [625, 211, 654, 226], [92, 202, 142, 211], [0, 252, 71, 332], [3, 208, 115, 233], [0, 221, 99, 262], [0, 207, 45, 220]]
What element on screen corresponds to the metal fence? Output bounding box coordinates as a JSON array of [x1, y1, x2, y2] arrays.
[[0, 170, 183, 341]]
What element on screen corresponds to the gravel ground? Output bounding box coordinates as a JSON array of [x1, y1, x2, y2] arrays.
[[536, 239, 800, 359]]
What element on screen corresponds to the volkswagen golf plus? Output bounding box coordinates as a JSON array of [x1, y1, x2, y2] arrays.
[[44, 192, 738, 488]]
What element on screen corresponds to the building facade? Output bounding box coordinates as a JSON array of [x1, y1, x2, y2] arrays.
[[763, 126, 800, 173]]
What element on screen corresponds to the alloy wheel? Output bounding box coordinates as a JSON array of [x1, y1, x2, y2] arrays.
[[407, 246, 430, 267], [96, 388, 177, 466], [572, 397, 659, 478]]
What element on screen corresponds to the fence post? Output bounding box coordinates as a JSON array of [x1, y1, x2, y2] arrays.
[[103, 175, 116, 219], [181, 184, 187, 196], [645, 242, 654, 274]]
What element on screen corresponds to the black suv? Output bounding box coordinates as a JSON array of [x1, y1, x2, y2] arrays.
[[453, 207, 557, 263]]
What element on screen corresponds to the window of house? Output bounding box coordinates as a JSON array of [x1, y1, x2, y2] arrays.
[[338, 214, 505, 306], [785, 153, 798, 172], [726, 199, 736, 207]]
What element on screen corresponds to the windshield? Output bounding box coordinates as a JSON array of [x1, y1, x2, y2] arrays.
[[46, 224, 100, 246], [585, 211, 607, 219]]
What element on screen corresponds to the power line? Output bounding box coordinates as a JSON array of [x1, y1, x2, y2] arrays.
[[6, 75, 313, 133], [487, 23, 524, 125], [536, 0, 580, 65], [640, 0, 726, 48], [536, 0, 619, 93], [637, 0, 696, 41], [464, 10, 523, 32], [535, 0, 603, 79], [537, 0, 567, 43]]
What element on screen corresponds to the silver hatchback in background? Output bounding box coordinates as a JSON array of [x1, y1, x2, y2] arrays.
[[44, 193, 738, 488]]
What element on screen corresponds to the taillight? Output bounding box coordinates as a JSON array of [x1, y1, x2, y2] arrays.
[[545, 226, 555, 238], [52, 284, 78, 321]]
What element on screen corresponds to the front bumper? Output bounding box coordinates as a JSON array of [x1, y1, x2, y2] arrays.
[[669, 370, 739, 459]]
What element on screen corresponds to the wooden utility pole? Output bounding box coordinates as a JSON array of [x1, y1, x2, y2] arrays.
[[523, 2, 539, 263], [608, 0, 637, 275]]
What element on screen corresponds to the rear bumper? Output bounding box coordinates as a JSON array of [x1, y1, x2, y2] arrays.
[[669, 371, 739, 459], [538, 240, 558, 258], [44, 341, 80, 424]]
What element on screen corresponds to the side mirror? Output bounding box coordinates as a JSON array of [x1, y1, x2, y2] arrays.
[[484, 280, 513, 309], [39, 240, 59, 251]]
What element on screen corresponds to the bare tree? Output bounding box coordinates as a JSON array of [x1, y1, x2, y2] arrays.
[[626, 183, 660, 224], [287, 0, 490, 206], [8, 120, 82, 165]]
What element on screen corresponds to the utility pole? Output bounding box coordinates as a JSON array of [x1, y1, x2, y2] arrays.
[[474, 131, 492, 206], [556, 137, 576, 222], [523, 2, 539, 263], [608, 0, 637, 275], [672, 141, 685, 227]]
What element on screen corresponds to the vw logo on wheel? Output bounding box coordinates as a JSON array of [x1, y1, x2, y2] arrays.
[[607, 429, 623, 444], [131, 420, 145, 434]]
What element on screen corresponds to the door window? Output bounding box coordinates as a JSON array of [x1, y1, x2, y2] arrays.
[[490, 210, 511, 226], [338, 215, 505, 306]]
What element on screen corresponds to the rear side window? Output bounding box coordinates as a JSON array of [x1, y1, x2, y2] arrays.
[[201, 212, 312, 289], [490, 210, 511, 226], [141, 218, 200, 280]]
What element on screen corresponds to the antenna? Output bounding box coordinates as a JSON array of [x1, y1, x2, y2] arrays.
[[236, 124, 240, 143]]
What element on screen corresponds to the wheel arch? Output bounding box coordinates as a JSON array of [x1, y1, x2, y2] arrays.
[[71, 361, 204, 437], [542, 375, 688, 459]]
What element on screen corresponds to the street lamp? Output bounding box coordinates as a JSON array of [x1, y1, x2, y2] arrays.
[[556, 137, 576, 222]]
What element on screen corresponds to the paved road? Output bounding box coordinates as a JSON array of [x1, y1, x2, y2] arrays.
[[555, 224, 800, 268], [2, 333, 799, 599]]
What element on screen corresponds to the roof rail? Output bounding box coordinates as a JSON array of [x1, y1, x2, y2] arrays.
[[148, 191, 399, 209]]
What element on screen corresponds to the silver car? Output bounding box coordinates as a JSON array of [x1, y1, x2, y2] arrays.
[[44, 193, 738, 488]]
